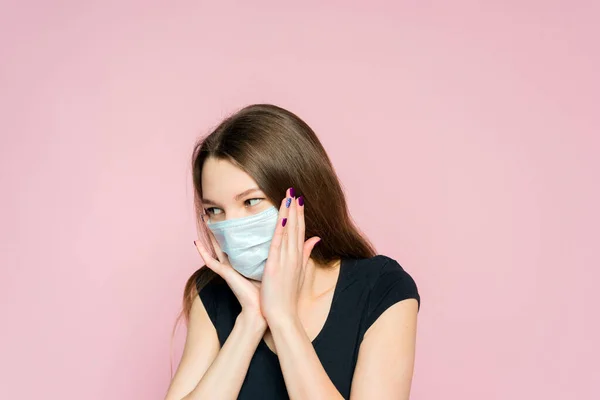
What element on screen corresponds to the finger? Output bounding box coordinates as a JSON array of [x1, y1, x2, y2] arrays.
[[296, 195, 305, 254], [302, 237, 322, 267], [207, 229, 229, 264], [265, 196, 289, 271], [194, 239, 230, 279], [200, 213, 227, 262], [285, 187, 298, 260]]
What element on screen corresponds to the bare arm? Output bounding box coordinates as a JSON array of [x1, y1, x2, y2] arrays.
[[350, 299, 419, 399], [269, 316, 344, 399], [164, 296, 267, 400]]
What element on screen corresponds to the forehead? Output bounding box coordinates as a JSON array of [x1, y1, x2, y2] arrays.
[[201, 157, 258, 197]]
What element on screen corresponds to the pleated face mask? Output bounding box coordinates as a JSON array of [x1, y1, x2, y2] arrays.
[[205, 205, 279, 281]]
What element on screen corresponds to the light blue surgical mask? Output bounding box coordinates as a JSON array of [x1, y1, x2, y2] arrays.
[[206, 205, 279, 281]]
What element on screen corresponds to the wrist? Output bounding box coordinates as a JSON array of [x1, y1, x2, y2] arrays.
[[237, 311, 268, 334], [265, 312, 300, 333]]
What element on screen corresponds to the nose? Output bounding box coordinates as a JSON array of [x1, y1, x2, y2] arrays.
[[225, 208, 249, 221]]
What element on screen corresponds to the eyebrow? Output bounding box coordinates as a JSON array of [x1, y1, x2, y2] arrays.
[[201, 188, 262, 206]]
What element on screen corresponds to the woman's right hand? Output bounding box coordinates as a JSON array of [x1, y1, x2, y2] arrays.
[[193, 231, 266, 326]]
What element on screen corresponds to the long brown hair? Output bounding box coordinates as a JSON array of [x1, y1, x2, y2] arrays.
[[170, 104, 376, 374]]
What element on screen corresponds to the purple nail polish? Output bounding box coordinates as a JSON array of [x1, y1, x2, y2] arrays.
[[282, 218, 287, 227], [285, 197, 291, 208], [290, 187, 295, 197], [298, 196, 304, 206]]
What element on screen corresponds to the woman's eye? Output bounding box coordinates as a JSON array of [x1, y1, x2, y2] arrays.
[[205, 207, 223, 215], [245, 198, 263, 207]]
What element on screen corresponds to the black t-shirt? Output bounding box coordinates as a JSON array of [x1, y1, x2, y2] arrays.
[[197, 254, 420, 399]]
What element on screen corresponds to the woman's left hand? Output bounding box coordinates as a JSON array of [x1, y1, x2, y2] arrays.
[[260, 187, 322, 325]]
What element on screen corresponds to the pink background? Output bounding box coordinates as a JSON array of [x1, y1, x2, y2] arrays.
[[1, 1, 598, 399]]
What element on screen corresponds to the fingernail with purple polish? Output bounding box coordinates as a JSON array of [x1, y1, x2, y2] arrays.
[[282, 218, 287, 227], [290, 187, 295, 197], [285, 197, 292, 208], [298, 196, 304, 206]]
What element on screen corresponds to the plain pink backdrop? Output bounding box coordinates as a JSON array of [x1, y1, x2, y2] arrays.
[[1, 1, 598, 399]]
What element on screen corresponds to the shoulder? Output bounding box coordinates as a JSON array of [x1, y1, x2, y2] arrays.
[[375, 255, 418, 294], [355, 255, 420, 333], [354, 255, 420, 302]]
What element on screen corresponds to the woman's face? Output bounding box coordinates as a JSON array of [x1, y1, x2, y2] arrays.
[[200, 157, 275, 223]]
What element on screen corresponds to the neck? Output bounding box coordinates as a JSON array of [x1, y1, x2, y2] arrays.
[[252, 258, 341, 302], [299, 258, 341, 303]]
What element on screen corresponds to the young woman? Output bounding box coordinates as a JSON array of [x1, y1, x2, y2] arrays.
[[165, 104, 420, 399]]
